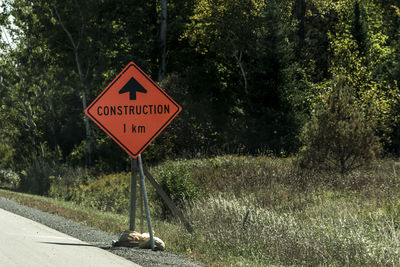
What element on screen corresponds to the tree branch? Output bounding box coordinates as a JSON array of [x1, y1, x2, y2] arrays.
[[74, 0, 84, 49], [52, 3, 78, 50], [235, 50, 248, 94]]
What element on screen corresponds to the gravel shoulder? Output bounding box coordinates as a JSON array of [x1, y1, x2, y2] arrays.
[[0, 197, 202, 267]]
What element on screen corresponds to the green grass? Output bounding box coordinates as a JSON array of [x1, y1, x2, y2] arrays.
[[0, 189, 130, 234], [2, 156, 400, 266]]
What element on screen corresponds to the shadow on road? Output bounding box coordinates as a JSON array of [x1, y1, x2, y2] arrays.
[[39, 241, 95, 247]]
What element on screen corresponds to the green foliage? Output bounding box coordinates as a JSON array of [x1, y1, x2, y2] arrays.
[[2, 0, 400, 186], [0, 142, 15, 169], [48, 161, 203, 219], [73, 172, 130, 214], [183, 0, 267, 56], [48, 166, 92, 201], [153, 161, 202, 210], [50, 171, 130, 214], [300, 75, 381, 175], [67, 136, 128, 173], [327, 1, 400, 141]]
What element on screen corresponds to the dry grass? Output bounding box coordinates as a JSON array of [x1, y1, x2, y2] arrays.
[[152, 156, 400, 265], [183, 192, 400, 266]]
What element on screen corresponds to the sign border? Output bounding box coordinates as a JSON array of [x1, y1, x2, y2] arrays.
[[85, 62, 181, 158]]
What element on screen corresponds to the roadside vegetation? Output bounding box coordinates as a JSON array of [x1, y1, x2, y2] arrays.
[[2, 155, 400, 266]]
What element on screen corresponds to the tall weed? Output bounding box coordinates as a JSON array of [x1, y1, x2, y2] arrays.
[[184, 192, 400, 266]]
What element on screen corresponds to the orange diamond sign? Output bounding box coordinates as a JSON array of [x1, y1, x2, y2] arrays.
[[85, 62, 181, 158]]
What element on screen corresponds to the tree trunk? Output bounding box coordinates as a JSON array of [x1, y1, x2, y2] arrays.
[[44, 80, 60, 167], [75, 51, 92, 168], [235, 50, 248, 94], [81, 89, 92, 168], [293, 0, 306, 58], [53, 3, 92, 169], [352, 2, 365, 55], [21, 94, 42, 193], [158, 0, 167, 82]]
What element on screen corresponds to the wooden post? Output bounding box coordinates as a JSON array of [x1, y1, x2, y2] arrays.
[[143, 166, 194, 233]]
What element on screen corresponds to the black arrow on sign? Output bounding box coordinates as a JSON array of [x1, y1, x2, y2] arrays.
[[119, 78, 147, 100]]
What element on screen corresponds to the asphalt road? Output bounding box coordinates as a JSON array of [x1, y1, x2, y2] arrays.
[[0, 208, 140, 267]]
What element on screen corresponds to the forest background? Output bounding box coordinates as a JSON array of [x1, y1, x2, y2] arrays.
[[1, 0, 400, 193]]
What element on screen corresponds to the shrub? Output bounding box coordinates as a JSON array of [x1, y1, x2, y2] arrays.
[[154, 161, 202, 218], [0, 169, 21, 189], [48, 166, 92, 200], [299, 75, 381, 175], [70, 172, 130, 213]]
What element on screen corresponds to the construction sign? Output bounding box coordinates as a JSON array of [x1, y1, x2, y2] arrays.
[[85, 61, 181, 158]]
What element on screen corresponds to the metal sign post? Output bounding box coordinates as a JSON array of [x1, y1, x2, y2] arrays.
[[137, 154, 155, 250], [129, 158, 138, 231]]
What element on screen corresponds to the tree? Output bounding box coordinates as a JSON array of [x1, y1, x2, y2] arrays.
[[0, 43, 49, 193], [183, 0, 269, 94], [300, 75, 381, 175], [50, 1, 96, 169]]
